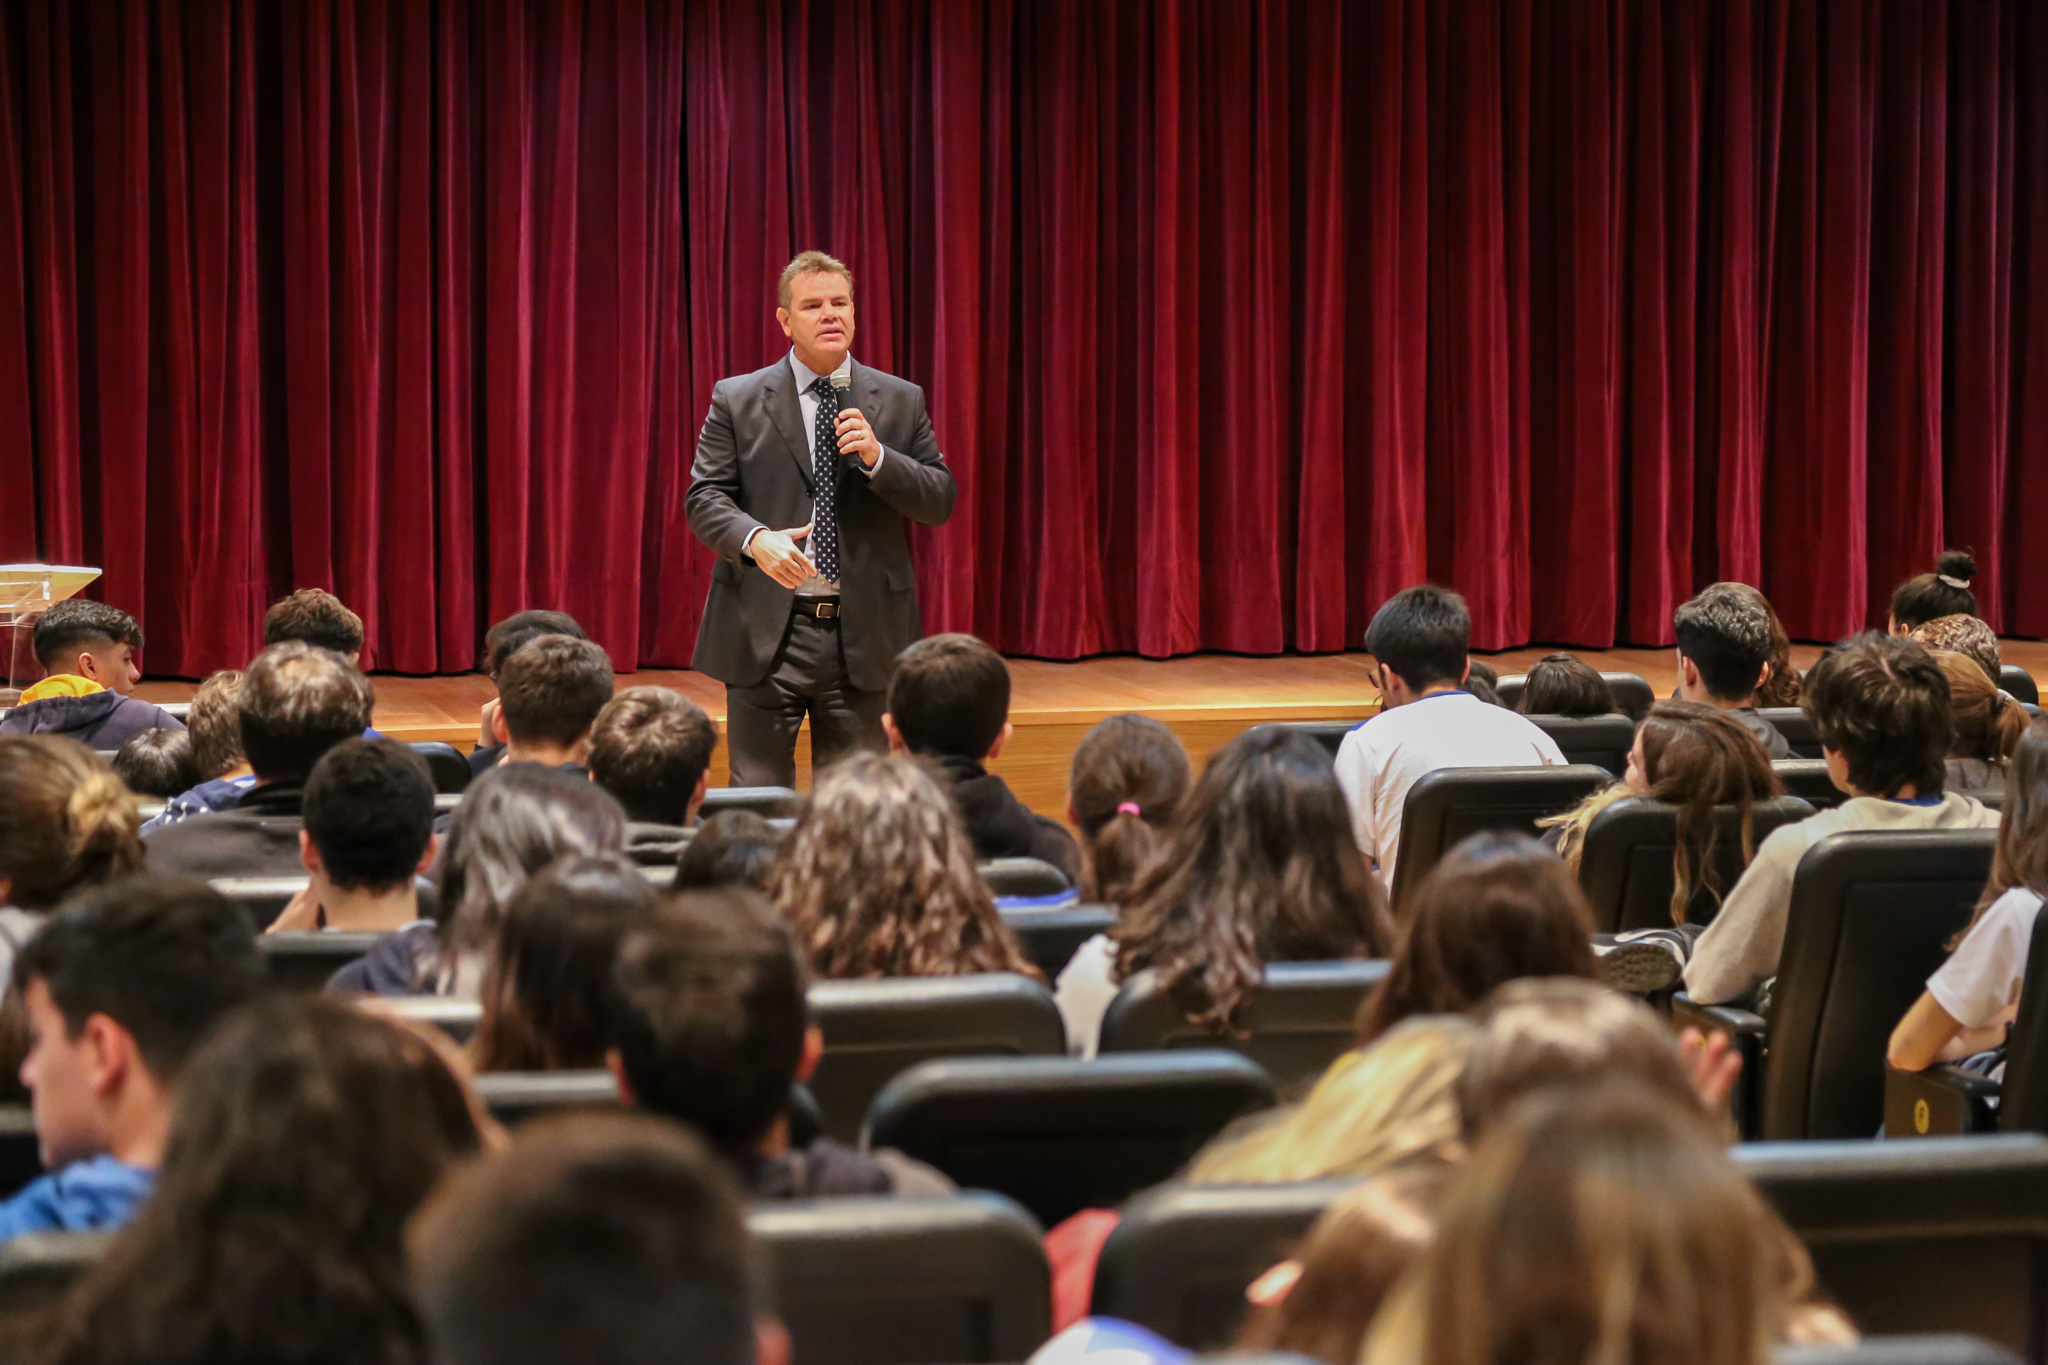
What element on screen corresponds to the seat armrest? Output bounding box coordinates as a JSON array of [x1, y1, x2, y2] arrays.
[[1884, 1062, 2001, 1138], [1672, 994, 1767, 1138]]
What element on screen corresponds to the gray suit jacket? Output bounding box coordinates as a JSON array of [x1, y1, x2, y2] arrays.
[[685, 358, 957, 692]]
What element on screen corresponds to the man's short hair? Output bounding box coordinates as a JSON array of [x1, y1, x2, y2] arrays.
[[112, 729, 200, 800], [483, 610, 589, 678], [886, 634, 1010, 760], [32, 599, 143, 671], [1363, 586, 1470, 691], [777, 250, 854, 309], [410, 1112, 764, 1365], [672, 811, 782, 893], [187, 669, 246, 780], [1802, 632, 1953, 798], [587, 688, 717, 826], [496, 636, 615, 749], [1673, 584, 1774, 703], [13, 877, 266, 1086], [608, 890, 807, 1154], [263, 588, 365, 656], [304, 739, 436, 893], [237, 643, 377, 784]]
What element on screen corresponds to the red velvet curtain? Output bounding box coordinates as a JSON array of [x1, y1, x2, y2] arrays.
[[2, 0, 2044, 675]]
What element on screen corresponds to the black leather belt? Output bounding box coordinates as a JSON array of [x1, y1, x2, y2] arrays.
[[793, 598, 842, 620]]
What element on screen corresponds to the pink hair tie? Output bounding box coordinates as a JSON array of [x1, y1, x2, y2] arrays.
[[1117, 802, 1143, 817]]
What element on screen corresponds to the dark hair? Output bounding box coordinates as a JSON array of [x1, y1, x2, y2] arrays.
[[0, 737, 144, 910], [437, 765, 628, 953], [186, 670, 246, 780], [1464, 660, 1505, 708], [111, 728, 200, 800], [587, 688, 717, 826], [237, 643, 376, 784], [1116, 727, 1396, 1034], [264, 588, 365, 656], [1956, 722, 2048, 946], [1068, 715, 1192, 905], [609, 890, 808, 1153], [482, 611, 589, 678], [1674, 584, 1775, 703], [1627, 702, 1782, 923], [1734, 585, 1804, 708], [1931, 649, 2028, 768], [1801, 632, 1952, 798], [410, 1113, 762, 1365], [42, 997, 482, 1365], [673, 810, 782, 893], [1890, 550, 1980, 630], [32, 599, 142, 670], [495, 635, 614, 749], [303, 739, 437, 894], [474, 855, 657, 1073], [1364, 587, 1469, 692], [1356, 833, 1597, 1044], [1516, 654, 1615, 717], [886, 633, 1011, 760], [13, 878, 265, 1085]]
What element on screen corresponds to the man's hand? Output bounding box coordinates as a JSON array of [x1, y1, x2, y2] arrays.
[[268, 883, 321, 933], [1676, 1026, 1743, 1114], [748, 522, 817, 589], [835, 408, 883, 468]]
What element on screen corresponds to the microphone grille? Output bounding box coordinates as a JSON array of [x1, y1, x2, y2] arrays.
[[830, 373, 852, 392]]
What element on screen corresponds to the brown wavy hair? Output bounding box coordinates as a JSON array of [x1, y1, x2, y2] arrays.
[[0, 736, 143, 910], [769, 752, 1035, 980], [1067, 714, 1192, 905], [1728, 583, 1804, 708], [1931, 648, 2027, 769], [186, 670, 247, 780]]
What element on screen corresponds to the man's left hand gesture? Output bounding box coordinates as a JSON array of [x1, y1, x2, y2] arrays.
[[835, 408, 883, 469]]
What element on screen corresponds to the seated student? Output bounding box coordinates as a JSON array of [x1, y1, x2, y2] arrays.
[[1066, 715, 1191, 906], [38, 995, 484, 1365], [1683, 633, 2001, 1006], [1462, 658, 1507, 708], [472, 854, 656, 1073], [1888, 549, 1980, 635], [0, 599, 183, 748], [264, 586, 367, 661], [1890, 722, 2048, 1074], [673, 810, 783, 892], [1912, 613, 2003, 688], [111, 728, 200, 800], [0, 878, 265, 1244], [1930, 648, 2028, 794], [1057, 726, 1396, 1058], [468, 610, 592, 777], [482, 633, 615, 776], [143, 643, 375, 879], [1334, 586, 1565, 890], [1513, 653, 1615, 717], [1672, 583, 1794, 759], [141, 669, 250, 832], [769, 752, 1038, 981], [1743, 584, 1806, 708], [264, 739, 438, 934], [411, 1112, 781, 1365], [883, 633, 1081, 882], [0, 738, 145, 991], [587, 685, 718, 861], [607, 888, 953, 1200]]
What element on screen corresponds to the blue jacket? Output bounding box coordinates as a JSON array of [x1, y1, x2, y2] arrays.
[[0, 1156, 153, 1243]]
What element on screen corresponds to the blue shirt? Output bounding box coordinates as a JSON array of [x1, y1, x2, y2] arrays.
[[0, 1156, 154, 1243]]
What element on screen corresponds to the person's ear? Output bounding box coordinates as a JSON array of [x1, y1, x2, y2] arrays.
[[1680, 656, 1700, 690], [1459, 659, 1472, 686], [795, 1025, 824, 1084], [298, 828, 322, 876], [605, 1049, 637, 1106], [756, 1318, 793, 1365], [413, 832, 440, 878], [775, 307, 794, 340], [72, 650, 101, 684], [1753, 660, 1772, 696], [79, 1014, 134, 1100], [880, 713, 906, 755], [490, 706, 511, 746], [986, 722, 1014, 762]]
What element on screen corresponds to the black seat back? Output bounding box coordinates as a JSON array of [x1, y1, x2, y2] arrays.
[[864, 1051, 1278, 1227], [749, 1194, 1049, 1365], [1281, 720, 1363, 758], [1389, 765, 1612, 910], [472, 1070, 622, 1127], [380, 996, 484, 1044], [1737, 1134, 2048, 1361], [1495, 671, 1655, 721], [1759, 707, 1825, 759], [1783, 1337, 2022, 1365], [409, 741, 472, 794], [978, 857, 1070, 897], [0, 1231, 112, 1320], [258, 930, 383, 992], [0, 1106, 40, 1201], [1097, 960, 1390, 1094], [2001, 666, 2041, 707], [1519, 713, 1639, 775], [1775, 760, 1849, 811], [1001, 903, 1116, 980], [1577, 794, 1816, 933], [807, 974, 1065, 1142], [1763, 830, 1998, 1139], [699, 786, 799, 818], [1998, 907, 2048, 1135]]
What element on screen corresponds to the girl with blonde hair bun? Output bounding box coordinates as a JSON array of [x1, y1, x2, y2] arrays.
[[0, 735, 143, 968]]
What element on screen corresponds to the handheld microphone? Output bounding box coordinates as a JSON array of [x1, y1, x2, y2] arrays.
[[830, 373, 855, 465]]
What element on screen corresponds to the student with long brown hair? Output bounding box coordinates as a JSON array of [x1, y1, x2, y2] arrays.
[[1930, 648, 2028, 793], [1513, 653, 1614, 717], [1066, 714, 1191, 905], [0, 736, 143, 986]]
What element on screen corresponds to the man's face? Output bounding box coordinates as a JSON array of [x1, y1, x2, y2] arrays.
[[21, 979, 105, 1170], [777, 272, 856, 367], [76, 640, 140, 696]]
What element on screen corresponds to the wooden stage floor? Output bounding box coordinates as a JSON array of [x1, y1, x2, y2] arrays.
[[135, 642, 2048, 821]]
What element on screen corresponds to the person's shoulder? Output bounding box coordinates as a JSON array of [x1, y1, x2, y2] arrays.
[[853, 359, 922, 399], [0, 1157, 153, 1239], [716, 360, 787, 401], [115, 696, 184, 730], [1981, 885, 2046, 928]]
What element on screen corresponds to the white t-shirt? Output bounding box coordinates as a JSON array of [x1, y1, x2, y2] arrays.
[[1053, 934, 1119, 1059], [1929, 887, 2044, 1028], [1331, 690, 1567, 890]]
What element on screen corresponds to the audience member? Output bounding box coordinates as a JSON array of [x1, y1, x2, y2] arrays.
[[1731, 584, 1805, 708], [1057, 726, 1395, 1057], [473, 855, 656, 1073], [264, 587, 367, 661], [673, 810, 782, 892], [1066, 715, 1191, 906], [469, 611, 593, 777], [110, 729, 199, 800], [1673, 583, 1794, 759], [0, 879, 264, 1244], [1930, 648, 2027, 793], [1354, 833, 1597, 1045], [1463, 658, 1506, 708], [1684, 633, 2001, 1006], [36, 995, 483, 1365], [1514, 652, 1615, 717], [143, 643, 375, 878], [1911, 613, 2002, 686], [410, 1113, 778, 1365], [485, 634, 615, 773], [607, 889, 953, 1198], [140, 670, 249, 833], [883, 634, 1081, 882], [770, 752, 1036, 980], [0, 738, 144, 986], [1889, 549, 1979, 634], [587, 686, 717, 857], [0, 600, 183, 748], [265, 739, 438, 934], [1335, 586, 1564, 890]]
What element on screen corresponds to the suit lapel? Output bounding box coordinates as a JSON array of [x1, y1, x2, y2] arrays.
[[851, 359, 886, 438], [763, 362, 814, 494]]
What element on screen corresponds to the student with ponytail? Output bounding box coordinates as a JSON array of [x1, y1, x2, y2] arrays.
[[1889, 550, 1980, 634], [0, 736, 144, 983], [1066, 715, 1192, 906], [1932, 649, 2029, 793]]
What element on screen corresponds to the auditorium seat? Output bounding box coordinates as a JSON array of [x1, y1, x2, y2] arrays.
[[378, 996, 483, 1044], [699, 785, 799, 818], [863, 1051, 1278, 1227], [1784, 1339, 2021, 1365], [136, 799, 166, 823], [1518, 712, 1639, 775], [1494, 670, 1655, 721], [1774, 759, 1848, 811], [1675, 828, 1997, 1139], [1097, 959, 1390, 1094], [1001, 903, 1116, 980], [0, 1231, 112, 1320], [1281, 720, 1361, 758], [408, 741, 472, 794], [1886, 902, 2048, 1139], [2000, 666, 2040, 707], [258, 930, 381, 992], [807, 974, 1066, 1142], [472, 1070, 622, 1126], [0, 1106, 39, 1201], [158, 702, 191, 722], [749, 1193, 1049, 1365], [433, 792, 461, 815], [1737, 1134, 2048, 1362], [1388, 764, 1612, 910], [978, 857, 1071, 897], [1576, 794, 1816, 933], [1758, 707, 1826, 759]]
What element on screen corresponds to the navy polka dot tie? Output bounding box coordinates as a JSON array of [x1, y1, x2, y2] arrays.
[[808, 376, 842, 583]]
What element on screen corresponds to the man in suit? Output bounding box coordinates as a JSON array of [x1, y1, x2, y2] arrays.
[[686, 252, 957, 788]]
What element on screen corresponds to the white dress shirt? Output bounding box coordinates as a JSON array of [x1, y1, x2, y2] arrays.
[[758, 350, 882, 596]]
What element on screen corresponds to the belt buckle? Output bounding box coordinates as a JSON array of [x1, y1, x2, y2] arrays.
[[816, 601, 839, 620]]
